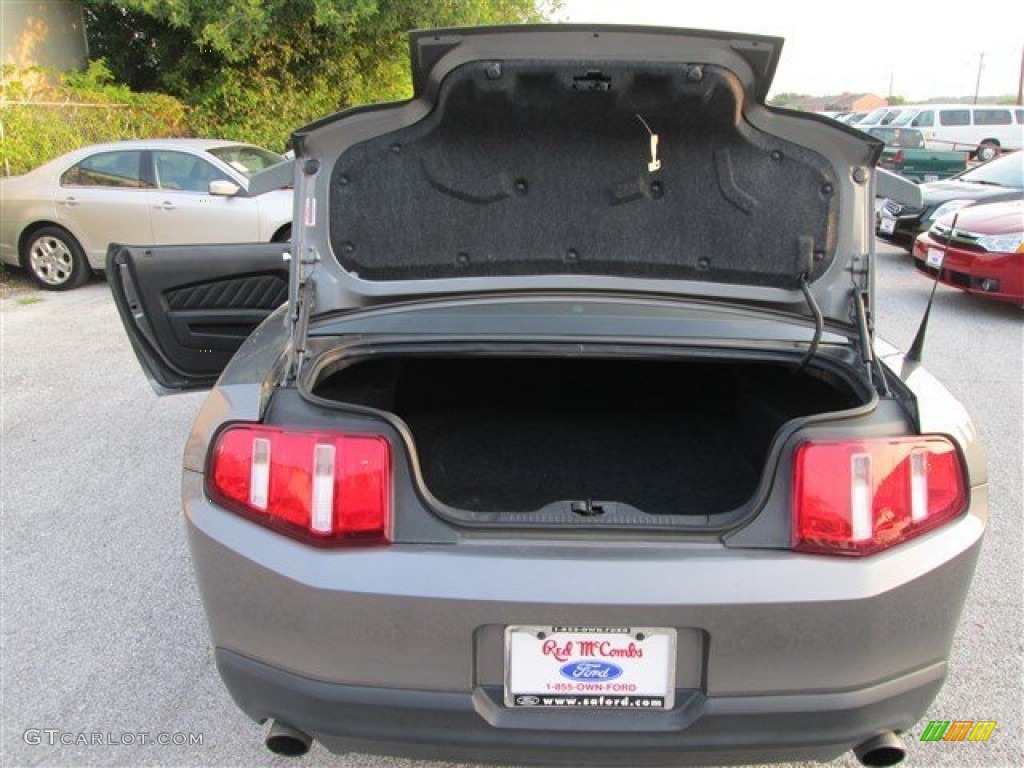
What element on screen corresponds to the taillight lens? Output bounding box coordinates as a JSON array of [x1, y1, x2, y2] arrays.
[[207, 424, 391, 545], [793, 437, 967, 556]]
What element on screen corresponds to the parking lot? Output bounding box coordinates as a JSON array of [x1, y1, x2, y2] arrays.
[[1, 241, 1021, 767]]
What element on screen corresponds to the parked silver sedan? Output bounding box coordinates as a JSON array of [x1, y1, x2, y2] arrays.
[[0, 139, 292, 289]]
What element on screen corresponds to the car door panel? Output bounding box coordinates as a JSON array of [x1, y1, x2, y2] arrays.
[[149, 192, 263, 245], [107, 243, 289, 392], [57, 189, 155, 262]]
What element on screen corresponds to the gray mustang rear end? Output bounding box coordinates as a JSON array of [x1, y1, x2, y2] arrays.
[[109, 25, 985, 767]]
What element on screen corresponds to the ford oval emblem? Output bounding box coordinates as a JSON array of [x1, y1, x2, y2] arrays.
[[559, 660, 623, 681]]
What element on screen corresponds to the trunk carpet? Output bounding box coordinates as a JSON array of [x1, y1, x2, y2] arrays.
[[405, 407, 758, 515]]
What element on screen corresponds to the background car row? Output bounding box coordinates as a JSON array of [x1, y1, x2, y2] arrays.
[[877, 151, 1024, 246], [876, 151, 1024, 306], [833, 104, 1023, 161]]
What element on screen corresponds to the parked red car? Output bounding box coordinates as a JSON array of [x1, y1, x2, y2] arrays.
[[914, 199, 1024, 305]]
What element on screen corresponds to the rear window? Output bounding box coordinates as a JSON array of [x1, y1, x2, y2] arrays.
[[973, 109, 1012, 126], [939, 110, 970, 126], [60, 151, 150, 189]]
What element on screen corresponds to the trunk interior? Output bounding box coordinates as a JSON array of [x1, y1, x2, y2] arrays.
[[313, 356, 864, 518]]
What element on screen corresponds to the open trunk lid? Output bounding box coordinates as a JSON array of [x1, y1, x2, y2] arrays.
[[286, 25, 886, 331]]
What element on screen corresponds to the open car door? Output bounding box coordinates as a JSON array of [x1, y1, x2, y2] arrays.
[[107, 243, 289, 393]]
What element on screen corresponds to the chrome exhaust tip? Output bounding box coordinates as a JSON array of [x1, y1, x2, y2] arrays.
[[265, 720, 312, 757], [854, 731, 906, 767]]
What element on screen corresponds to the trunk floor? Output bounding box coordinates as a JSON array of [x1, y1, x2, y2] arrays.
[[404, 408, 758, 515]]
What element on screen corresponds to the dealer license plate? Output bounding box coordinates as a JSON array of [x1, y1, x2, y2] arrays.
[[926, 247, 945, 268], [879, 217, 896, 235], [504, 626, 676, 709]]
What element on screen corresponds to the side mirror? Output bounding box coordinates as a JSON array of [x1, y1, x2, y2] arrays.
[[209, 179, 241, 197]]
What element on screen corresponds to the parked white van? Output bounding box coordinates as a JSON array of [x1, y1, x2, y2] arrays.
[[890, 104, 1024, 160]]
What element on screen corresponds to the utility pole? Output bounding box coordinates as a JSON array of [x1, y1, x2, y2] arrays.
[[973, 52, 985, 104], [1018, 45, 1023, 105]]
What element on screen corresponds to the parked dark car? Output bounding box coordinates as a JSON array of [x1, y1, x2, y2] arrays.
[[914, 199, 1023, 304], [108, 26, 985, 767], [877, 151, 1024, 248]]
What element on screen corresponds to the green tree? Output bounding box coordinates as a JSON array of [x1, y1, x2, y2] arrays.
[[887, 95, 906, 106], [83, 0, 557, 150], [1, 61, 188, 175]]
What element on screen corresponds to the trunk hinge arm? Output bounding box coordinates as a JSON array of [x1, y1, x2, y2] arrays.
[[285, 248, 317, 384], [854, 288, 888, 395], [284, 156, 321, 385], [849, 252, 889, 396]]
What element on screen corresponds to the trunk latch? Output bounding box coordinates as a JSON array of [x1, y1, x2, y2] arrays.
[[571, 500, 606, 517], [572, 70, 611, 91]]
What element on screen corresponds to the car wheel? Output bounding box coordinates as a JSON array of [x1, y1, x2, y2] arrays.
[[22, 226, 91, 290], [975, 142, 1000, 162]]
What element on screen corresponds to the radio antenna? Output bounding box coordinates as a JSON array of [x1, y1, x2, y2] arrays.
[[906, 211, 959, 362]]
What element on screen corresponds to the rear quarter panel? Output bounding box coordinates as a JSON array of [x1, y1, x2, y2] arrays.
[[876, 337, 987, 488], [0, 174, 59, 266]]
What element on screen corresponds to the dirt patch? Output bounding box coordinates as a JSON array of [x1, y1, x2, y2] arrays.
[[0, 266, 37, 300]]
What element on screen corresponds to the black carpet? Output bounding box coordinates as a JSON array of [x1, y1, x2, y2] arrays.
[[405, 406, 758, 515]]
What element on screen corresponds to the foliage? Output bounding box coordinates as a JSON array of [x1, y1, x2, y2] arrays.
[[83, 0, 558, 152], [887, 95, 906, 106], [1, 61, 188, 175], [767, 92, 814, 110]]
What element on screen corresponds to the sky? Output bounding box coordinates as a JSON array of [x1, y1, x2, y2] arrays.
[[558, 0, 1023, 101]]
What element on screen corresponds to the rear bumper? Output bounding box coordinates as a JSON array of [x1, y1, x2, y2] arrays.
[[185, 467, 986, 765], [217, 648, 946, 766]]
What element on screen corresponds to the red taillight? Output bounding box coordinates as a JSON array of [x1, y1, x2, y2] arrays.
[[207, 424, 391, 545], [892, 149, 905, 165], [793, 437, 967, 556]]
